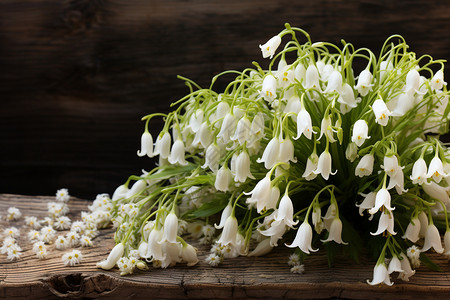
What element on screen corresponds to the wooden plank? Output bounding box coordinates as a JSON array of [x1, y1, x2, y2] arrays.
[[1, 194, 450, 299], [1, 0, 450, 198]]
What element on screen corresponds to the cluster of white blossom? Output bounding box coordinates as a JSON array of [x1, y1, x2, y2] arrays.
[[97, 24, 449, 284]]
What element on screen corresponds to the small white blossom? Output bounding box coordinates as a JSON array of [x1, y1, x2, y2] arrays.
[[25, 216, 41, 230], [3, 227, 20, 239], [56, 188, 71, 202], [6, 244, 22, 261], [407, 245, 421, 268], [62, 250, 83, 266], [80, 235, 93, 247], [55, 235, 69, 250], [287, 253, 301, 266], [6, 207, 22, 221], [66, 231, 80, 247], [54, 216, 72, 230], [205, 253, 221, 267], [290, 264, 305, 274]]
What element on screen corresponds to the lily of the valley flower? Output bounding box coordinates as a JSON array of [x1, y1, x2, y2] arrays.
[[295, 108, 315, 140], [126, 180, 147, 198], [234, 151, 255, 182], [422, 224, 444, 253], [192, 122, 213, 149], [345, 142, 358, 162], [368, 188, 395, 214], [372, 99, 391, 126], [274, 193, 298, 228], [430, 69, 447, 90], [405, 69, 420, 94], [321, 218, 347, 244], [422, 181, 450, 205], [427, 156, 447, 183], [410, 158, 428, 185], [319, 115, 336, 143], [215, 165, 232, 192], [355, 154, 374, 177], [388, 255, 403, 274], [355, 69, 373, 96], [367, 263, 392, 286], [261, 75, 277, 102], [302, 152, 319, 181], [382, 155, 403, 178], [278, 137, 297, 164], [218, 215, 239, 247], [402, 217, 421, 243], [202, 143, 220, 173], [324, 70, 343, 94], [313, 150, 337, 180], [356, 192, 376, 218], [168, 139, 189, 166], [154, 132, 171, 159], [181, 243, 198, 266], [248, 238, 273, 256], [257, 137, 281, 169], [370, 209, 396, 236], [444, 230, 450, 256], [338, 83, 360, 114], [259, 35, 282, 59], [286, 222, 318, 254], [96, 243, 124, 270], [112, 184, 129, 201], [398, 252, 416, 281], [215, 203, 233, 229], [305, 64, 320, 90], [137, 131, 154, 158], [160, 212, 178, 244], [231, 117, 251, 146], [351, 120, 371, 147], [245, 176, 274, 213], [217, 112, 236, 144]]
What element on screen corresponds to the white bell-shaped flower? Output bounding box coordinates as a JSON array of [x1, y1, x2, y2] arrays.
[[321, 218, 347, 244], [145, 228, 164, 261], [265, 186, 280, 212], [387, 255, 403, 274], [368, 188, 395, 214], [311, 204, 323, 234], [355, 69, 373, 96], [215, 202, 233, 229], [382, 155, 402, 178], [367, 263, 393, 286], [274, 193, 298, 228], [355, 154, 374, 177], [261, 75, 277, 102], [302, 152, 319, 180], [154, 132, 171, 159], [112, 184, 129, 201], [126, 179, 147, 198], [430, 69, 447, 90], [320, 64, 334, 81], [278, 138, 297, 164], [402, 217, 421, 243], [218, 215, 238, 247], [371, 209, 396, 236], [422, 181, 450, 204], [211, 100, 230, 125], [426, 156, 447, 183], [387, 168, 407, 195], [351, 120, 370, 147], [422, 224, 444, 253], [418, 211, 428, 238], [286, 222, 318, 254], [324, 70, 343, 94], [443, 230, 450, 256], [245, 176, 272, 213], [295, 108, 315, 140], [313, 150, 337, 180], [284, 95, 302, 115], [160, 212, 178, 244], [215, 166, 232, 192], [234, 151, 255, 182], [257, 137, 281, 169], [294, 63, 306, 83], [202, 143, 220, 173], [356, 192, 376, 218], [168, 139, 189, 166], [305, 64, 320, 90], [96, 243, 124, 270], [137, 131, 154, 158], [323, 203, 337, 231], [248, 238, 273, 257], [410, 158, 428, 185], [259, 218, 287, 247], [259, 35, 282, 59], [345, 142, 358, 162], [277, 64, 295, 88], [372, 99, 391, 126], [405, 69, 420, 94], [192, 122, 213, 149], [397, 252, 416, 281], [231, 117, 251, 146], [181, 243, 198, 266], [217, 113, 236, 144], [338, 83, 359, 114], [391, 90, 415, 117], [319, 115, 336, 142], [187, 109, 204, 133]]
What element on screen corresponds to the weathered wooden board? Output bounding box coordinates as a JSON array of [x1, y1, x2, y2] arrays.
[[1, 194, 450, 299], [1, 0, 450, 198]]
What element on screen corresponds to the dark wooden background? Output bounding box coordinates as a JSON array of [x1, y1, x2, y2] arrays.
[[1, 0, 449, 199]]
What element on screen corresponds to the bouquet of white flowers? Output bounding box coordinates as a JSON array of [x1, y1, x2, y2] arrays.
[[95, 24, 450, 284]]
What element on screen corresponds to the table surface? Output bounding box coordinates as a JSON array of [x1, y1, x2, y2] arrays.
[[1, 194, 450, 300]]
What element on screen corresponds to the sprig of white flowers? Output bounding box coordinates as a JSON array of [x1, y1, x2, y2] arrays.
[[96, 24, 450, 284]]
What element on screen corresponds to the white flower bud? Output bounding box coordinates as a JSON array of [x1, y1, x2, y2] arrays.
[[96, 243, 124, 270]]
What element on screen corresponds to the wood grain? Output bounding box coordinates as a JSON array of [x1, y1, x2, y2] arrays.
[[1, 1, 450, 198], [1, 194, 450, 299]]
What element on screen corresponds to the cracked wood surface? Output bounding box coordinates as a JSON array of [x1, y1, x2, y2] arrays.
[[1, 194, 450, 299]]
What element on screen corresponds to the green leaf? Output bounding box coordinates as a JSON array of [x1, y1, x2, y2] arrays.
[[420, 252, 442, 272], [190, 194, 229, 218]]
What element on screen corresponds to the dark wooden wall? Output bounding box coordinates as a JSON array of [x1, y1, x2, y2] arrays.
[[1, 0, 450, 199]]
